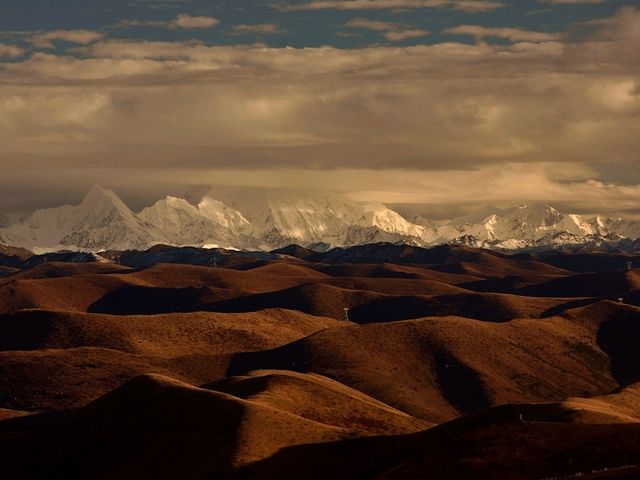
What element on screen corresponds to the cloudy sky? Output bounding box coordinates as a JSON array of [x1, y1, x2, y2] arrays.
[[0, 0, 639, 220]]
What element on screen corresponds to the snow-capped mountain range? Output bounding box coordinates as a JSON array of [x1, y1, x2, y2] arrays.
[[1, 185, 639, 253]]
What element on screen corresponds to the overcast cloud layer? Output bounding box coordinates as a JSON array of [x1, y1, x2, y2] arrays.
[[0, 1, 639, 219]]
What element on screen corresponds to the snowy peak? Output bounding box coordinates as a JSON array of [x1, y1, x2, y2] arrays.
[[2, 186, 640, 252], [139, 196, 200, 227], [197, 197, 249, 231], [360, 202, 426, 238], [443, 203, 602, 244], [139, 195, 249, 248], [507, 204, 562, 226], [178, 187, 434, 248], [507, 205, 568, 233], [83, 185, 123, 205], [199, 187, 356, 244], [0, 186, 159, 252], [73, 185, 140, 227]]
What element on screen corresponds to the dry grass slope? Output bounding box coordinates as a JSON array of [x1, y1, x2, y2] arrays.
[[0, 247, 639, 479]]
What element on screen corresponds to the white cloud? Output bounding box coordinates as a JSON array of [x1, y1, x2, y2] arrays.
[[342, 163, 640, 207], [383, 29, 430, 41], [0, 44, 24, 58], [450, 0, 505, 10], [232, 24, 282, 35], [444, 25, 561, 42], [346, 18, 430, 41], [172, 14, 219, 29], [28, 30, 105, 49], [114, 13, 220, 30]]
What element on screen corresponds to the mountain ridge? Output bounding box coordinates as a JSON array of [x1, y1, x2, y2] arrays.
[[1, 186, 639, 253]]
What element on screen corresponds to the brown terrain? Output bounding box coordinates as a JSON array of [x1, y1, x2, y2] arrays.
[[1, 245, 640, 479]]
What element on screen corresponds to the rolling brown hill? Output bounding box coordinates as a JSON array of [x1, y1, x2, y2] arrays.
[[1, 247, 639, 479], [2, 373, 638, 480], [0, 266, 18, 277], [207, 369, 431, 435], [0, 244, 33, 263], [234, 380, 640, 479], [0, 347, 228, 410], [0, 261, 131, 284], [308, 262, 479, 284], [0, 408, 29, 420], [0, 308, 342, 356], [532, 251, 639, 273], [516, 270, 640, 298], [238, 399, 640, 480], [0, 374, 350, 479], [347, 292, 570, 323], [0, 262, 323, 315], [0, 308, 343, 410], [228, 314, 627, 423], [206, 283, 383, 319]]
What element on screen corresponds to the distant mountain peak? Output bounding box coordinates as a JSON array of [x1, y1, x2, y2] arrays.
[[1, 186, 640, 253], [78, 185, 134, 217], [83, 184, 121, 202]]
